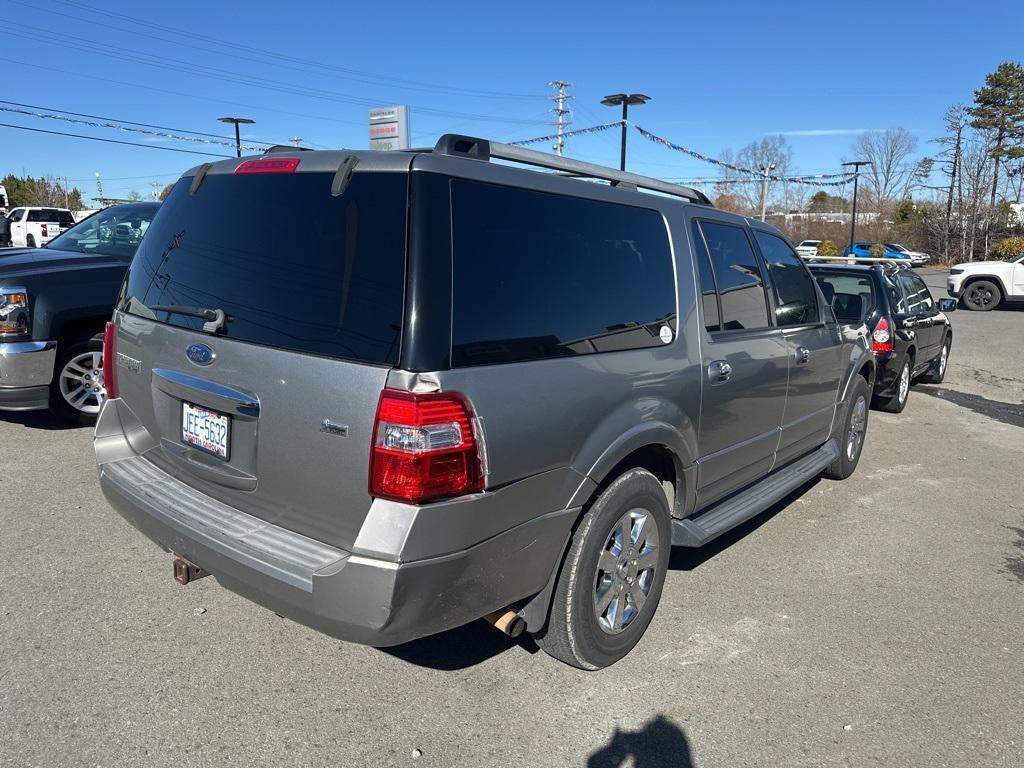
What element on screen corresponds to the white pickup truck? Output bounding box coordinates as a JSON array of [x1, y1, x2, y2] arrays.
[[5, 207, 76, 248], [947, 253, 1024, 310]]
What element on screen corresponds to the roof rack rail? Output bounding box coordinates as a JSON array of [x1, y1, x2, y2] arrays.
[[432, 134, 711, 205], [262, 144, 313, 154], [799, 255, 914, 270]]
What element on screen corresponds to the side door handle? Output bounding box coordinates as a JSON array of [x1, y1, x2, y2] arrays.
[[708, 360, 732, 385], [795, 346, 810, 365]]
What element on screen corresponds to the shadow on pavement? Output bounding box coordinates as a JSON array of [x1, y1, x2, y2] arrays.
[[0, 409, 80, 431], [588, 715, 695, 767], [381, 616, 539, 670], [915, 385, 1024, 428], [669, 479, 820, 572]]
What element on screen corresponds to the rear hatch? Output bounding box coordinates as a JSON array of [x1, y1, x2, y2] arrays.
[[28, 209, 74, 237], [112, 162, 409, 551]]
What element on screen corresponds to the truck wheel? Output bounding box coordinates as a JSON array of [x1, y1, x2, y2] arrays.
[[26, 234, 36, 248], [534, 468, 671, 670], [962, 280, 1001, 311], [874, 359, 911, 413], [919, 336, 950, 384], [823, 375, 870, 481], [49, 337, 107, 427]]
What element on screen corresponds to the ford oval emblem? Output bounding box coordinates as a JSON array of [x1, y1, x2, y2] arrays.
[[185, 343, 215, 366]]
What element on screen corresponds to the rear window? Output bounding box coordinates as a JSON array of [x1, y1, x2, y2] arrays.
[[450, 180, 675, 366], [28, 209, 74, 224], [813, 271, 875, 322], [120, 172, 407, 365]]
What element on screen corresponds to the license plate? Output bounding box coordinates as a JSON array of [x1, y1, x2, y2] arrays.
[[181, 402, 230, 459]]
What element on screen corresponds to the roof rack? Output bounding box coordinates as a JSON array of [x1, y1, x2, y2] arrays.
[[800, 255, 914, 270], [432, 134, 712, 205], [262, 144, 313, 154]]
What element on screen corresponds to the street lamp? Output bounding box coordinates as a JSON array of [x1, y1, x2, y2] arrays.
[[842, 160, 873, 247], [219, 116, 255, 158], [759, 163, 777, 222], [600, 93, 650, 171]]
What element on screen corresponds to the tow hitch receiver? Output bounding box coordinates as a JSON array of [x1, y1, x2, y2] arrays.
[[173, 557, 209, 585]]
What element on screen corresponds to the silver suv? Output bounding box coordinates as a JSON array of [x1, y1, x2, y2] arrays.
[[95, 137, 875, 669]]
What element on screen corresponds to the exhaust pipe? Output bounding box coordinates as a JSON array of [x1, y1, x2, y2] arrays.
[[483, 609, 525, 638], [172, 557, 209, 585]]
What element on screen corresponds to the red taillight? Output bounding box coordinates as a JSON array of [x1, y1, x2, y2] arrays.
[[234, 157, 301, 174], [871, 316, 894, 355], [369, 389, 484, 504], [102, 321, 118, 398]]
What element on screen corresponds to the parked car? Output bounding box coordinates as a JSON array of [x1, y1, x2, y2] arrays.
[[885, 243, 930, 267], [795, 239, 821, 258], [0, 210, 11, 248], [810, 263, 956, 413], [94, 137, 875, 670], [6, 207, 76, 248], [947, 252, 1024, 311], [0, 183, 9, 215], [0, 202, 160, 424], [843, 242, 909, 260]]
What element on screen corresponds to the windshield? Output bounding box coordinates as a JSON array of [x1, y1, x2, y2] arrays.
[[48, 203, 159, 257]]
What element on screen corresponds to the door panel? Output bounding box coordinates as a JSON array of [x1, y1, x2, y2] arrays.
[[777, 326, 842, 465], [898, 272, 941, 364]]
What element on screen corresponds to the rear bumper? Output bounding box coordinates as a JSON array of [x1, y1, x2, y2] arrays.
[[96, 404, 577, 646], [0, 341, 56, 411]]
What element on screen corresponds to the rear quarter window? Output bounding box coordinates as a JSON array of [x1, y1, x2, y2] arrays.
[[450, 180, 676, 366], [813, 272, 876, 322]]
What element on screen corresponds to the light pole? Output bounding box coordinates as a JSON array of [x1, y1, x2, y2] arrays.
[[600, 93, 650, 171], [842, 160, 873, 247], [219, 116, 255, 158], [758, 163, 777, 222]]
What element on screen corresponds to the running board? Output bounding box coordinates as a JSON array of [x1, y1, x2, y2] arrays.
[[672, 439, 839, 547]]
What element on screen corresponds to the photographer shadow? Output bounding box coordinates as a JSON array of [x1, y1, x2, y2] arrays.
[[588, 715, 695, 768]]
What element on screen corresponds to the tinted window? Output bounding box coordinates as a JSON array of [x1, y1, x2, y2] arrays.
[[450, 180, 675, 366], [754, 231, 819, 326], [883, 273, 907, 313], [120, 172, 407, 365], [27, 209, 73, 223], [697, 220, 770, 331], [899, 273, 934, 313], [691, 221, 721, 332], [812, 271, 875, 323]]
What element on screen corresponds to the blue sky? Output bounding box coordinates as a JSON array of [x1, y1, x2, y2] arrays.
[[1, 0, 1021, 202]]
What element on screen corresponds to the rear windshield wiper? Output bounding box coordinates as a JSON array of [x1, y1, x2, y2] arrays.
[[149, 304, 228, 334]]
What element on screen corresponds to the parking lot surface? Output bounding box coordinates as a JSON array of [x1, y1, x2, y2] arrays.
[[1, 269, 1021, 768]]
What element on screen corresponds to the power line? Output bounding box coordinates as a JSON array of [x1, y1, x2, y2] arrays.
[[36, 0, 544, 101], [0, 122, 230, 157]]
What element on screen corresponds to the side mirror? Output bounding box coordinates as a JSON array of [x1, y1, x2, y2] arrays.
[[937, 298, 957, 313]]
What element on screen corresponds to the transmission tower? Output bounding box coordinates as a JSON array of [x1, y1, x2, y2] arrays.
[[290, 136, 303, 147], [549, 80, 573, 156]]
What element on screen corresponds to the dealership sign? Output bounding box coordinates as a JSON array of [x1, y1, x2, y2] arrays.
[[368, 106, 410, 151]]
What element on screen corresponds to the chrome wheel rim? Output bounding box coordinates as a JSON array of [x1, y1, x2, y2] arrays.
[[898, 363, 910, 404], [846, 395, 867, 461], [594, 508, 659, 635], [939, 345, 948, 377], [59, 351, 106, 414]]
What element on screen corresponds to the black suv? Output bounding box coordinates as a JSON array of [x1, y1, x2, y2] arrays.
[[809, 263, 956, 413]]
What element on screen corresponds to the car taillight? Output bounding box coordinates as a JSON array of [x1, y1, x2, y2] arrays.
[[871, 316, 894, 355], [102, 321, 118, 398], [370, 389, 483, 504], [235, 157, 301, 174]]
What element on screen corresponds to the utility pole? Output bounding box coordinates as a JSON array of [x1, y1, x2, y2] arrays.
[[600, 93, 650, 171], [63, 177, 69, 209], [549, 81, 573, 156], [842, 160, 873, 247], [290, 136, 303, 147], [219, 116, 255, 158], [758, 163, 776, 221]]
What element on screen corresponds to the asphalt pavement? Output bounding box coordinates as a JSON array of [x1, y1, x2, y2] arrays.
[[1, 268, 1021, 767]]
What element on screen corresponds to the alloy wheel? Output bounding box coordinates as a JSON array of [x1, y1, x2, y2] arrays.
[[898, 363, 910, 404], [58, 351, 107, 414], [967, 285, 994, 308], [939, 345, 948, 377], [846, 395, 867, 461], [593, 508, 659, 634]]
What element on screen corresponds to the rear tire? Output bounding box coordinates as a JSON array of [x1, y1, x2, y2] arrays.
[[920, 336, 950, 384], [49, 337, 107, 427], [534, 469, 671, 670], [26, 234, 36, 248], [962, 280, 1001, 311], [874, 359, 911, 413], [823, 375, 870, 481]]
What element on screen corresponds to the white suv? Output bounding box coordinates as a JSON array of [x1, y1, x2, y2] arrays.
[[947, 253, 1024, 310], [6, 207, 76, 248], [795, 239, 821, 258]]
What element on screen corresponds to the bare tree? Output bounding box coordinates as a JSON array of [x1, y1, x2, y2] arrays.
[[852, 128, 920, 206], [935, 105, 968, 260], [715, 136, 793, 214]]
